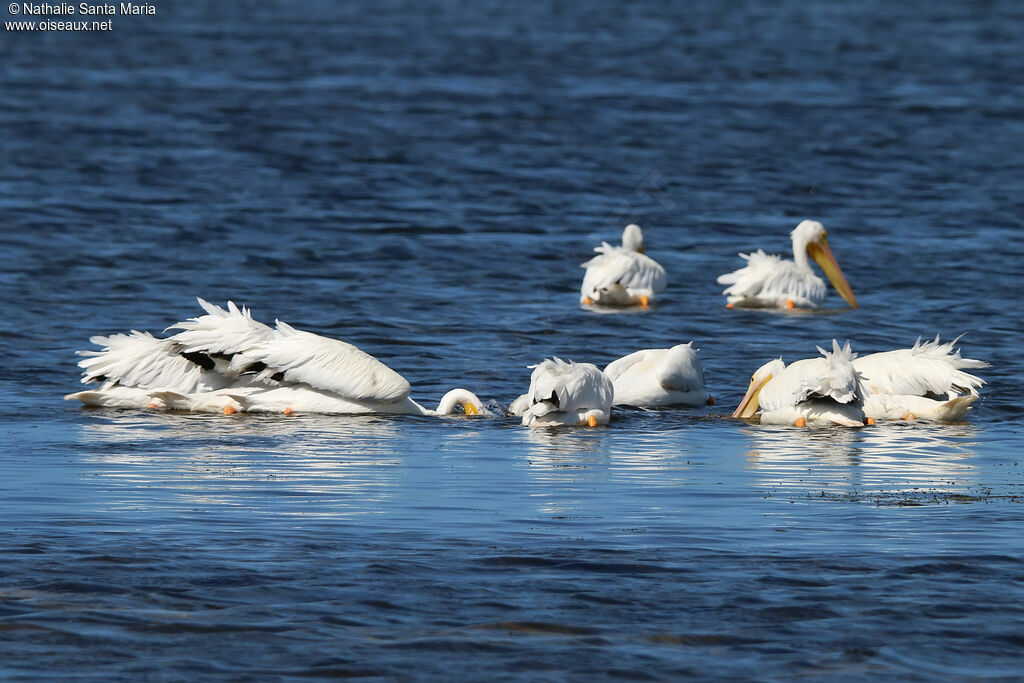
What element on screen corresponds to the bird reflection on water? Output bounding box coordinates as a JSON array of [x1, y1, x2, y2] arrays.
[[522, 419, 693, 479], [77, 411, 405, 518], [744, 422, 983, 504]]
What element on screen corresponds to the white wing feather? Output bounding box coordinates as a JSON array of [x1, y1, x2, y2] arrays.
[[167, 298, 274, 356], [760, 340, 862, 410], [656, 344, 706, 393], [75, 299, 412, 404], [231, 320, 411, 403], [581, 245, 667, 297], [76, 330, 223, 393], [854, 336, 987, 397], [717, 250, 782, 293], [605, 344, 705, 393], [602, 348, 655, 384], [717, 250, 825, 305]]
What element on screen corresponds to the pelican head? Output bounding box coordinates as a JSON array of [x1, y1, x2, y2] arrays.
[[732, 357, 785, 418], [436, 389, 489, 416], [790, 220, 858, 308], [622, 224, 644, 253]]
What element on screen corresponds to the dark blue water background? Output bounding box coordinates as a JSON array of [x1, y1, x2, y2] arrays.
[[2, 0, 1023, 678]]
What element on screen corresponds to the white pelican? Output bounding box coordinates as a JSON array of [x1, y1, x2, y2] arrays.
[[733, 340, 868, 427], [65, 299, 490, 417], [509, 358, 614, 427], [603, 343, 712, 407], [717, 220, 858, 310], [855, 335, 987, 422], [580, 224, 667, 307]]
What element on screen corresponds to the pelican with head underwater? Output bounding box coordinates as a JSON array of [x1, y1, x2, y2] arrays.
[[510, 358, 614, 427], [718, 220, 858, 310], [65, 298, 493, 418]]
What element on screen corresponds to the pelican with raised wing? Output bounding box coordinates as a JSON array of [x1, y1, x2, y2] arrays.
[[733, 340, 868, 427], [718, 220, 858, 310], [65, 299, 490, 417], [580, 224, 667, 307], [604, 343, 712, 407], [855, 335, 987, 421], [510, 358, 614, 427]]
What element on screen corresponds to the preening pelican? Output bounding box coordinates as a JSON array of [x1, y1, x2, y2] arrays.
[[580, 224, 667, 307], [855, 335, 987, 421], [718, 220, 858, 309], [509, 358, 613, 427], [65, 299, 490, 417], [603, 343, 712, 407], [733, 340, 867, 427]]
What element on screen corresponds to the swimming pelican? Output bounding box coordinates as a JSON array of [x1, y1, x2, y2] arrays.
[[733, 340, 868, 427], [580, 224, 667, 307], [855, 335, 988, 421], [603, 343, 712, 407], [509, 358, 613, 427], [65, 299, 490, 417], [717, 220, 858, 310]]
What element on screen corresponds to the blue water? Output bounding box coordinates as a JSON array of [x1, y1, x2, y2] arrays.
[[3, 0, 1024, 678]]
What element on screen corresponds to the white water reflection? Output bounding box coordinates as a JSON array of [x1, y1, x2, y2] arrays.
[[73, 411, 411, 519], [514, 420, 716, 525], [743, 423, 982, 503]]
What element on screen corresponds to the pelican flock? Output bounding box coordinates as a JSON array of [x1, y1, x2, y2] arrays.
[[718, 220, 858, 310], [580, 224, 667, 307], [66, 221, 989, 429]]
